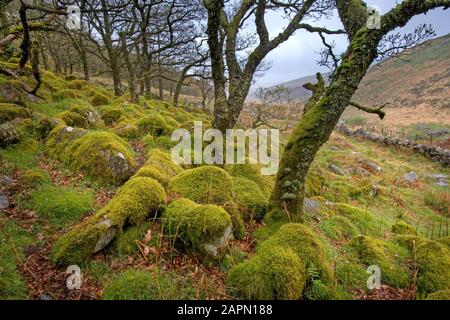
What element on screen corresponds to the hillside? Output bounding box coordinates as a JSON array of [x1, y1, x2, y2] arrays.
[[0, 59, 449, 301], [262, 33, 450, 109]]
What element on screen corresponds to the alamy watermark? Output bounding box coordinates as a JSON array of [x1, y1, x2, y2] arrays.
[[171, 121, 279, 176], [366, 265, 381, 290], [66, 265, 82, 290]]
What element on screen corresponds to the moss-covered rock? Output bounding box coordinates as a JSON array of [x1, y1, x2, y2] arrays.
[[163, 199, 232, 262], [67, 79, 88, 90], [99, 106, 123, 126], [257, 223, 331, 282], [91, 93, 110, 106], [51, 177, 167, 265], [415, 239, 450, 294], [55, 111, 89, 128], [137, 113, 172, 136], [227, 246, 306, 300], [425, 289, 450, 300], [46, 126, 136, 185], [224, 163, 274, 197], [333, 203, 374, 234], [0, 103, 31, 124], [223, 202, 247, 240], [112, 222, 152, 256], [69, 105, 104, 128], [232, 177, 267, 221], [347, 236, 411, 288], [319, 215, 359, 241], [112, 121, 139, 139], [391, 221, 417, 235], [168, 166, 233, 205], [102, 270, 195, 300], [134, 149, 183, 186]]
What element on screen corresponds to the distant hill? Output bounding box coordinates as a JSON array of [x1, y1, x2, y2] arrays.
[[257, 33, 450, 109]]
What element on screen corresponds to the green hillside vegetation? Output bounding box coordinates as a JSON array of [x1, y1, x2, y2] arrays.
[[0, 60, 449, 300]]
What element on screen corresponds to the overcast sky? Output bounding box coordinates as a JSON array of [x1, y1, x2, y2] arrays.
[[252, 0, 450, 89]]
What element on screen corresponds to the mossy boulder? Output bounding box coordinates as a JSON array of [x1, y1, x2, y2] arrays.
[[99, 106, 123, 125], [51, 177, 167, 265], [163, 199, 232, 262], [0, 103, 31, 124], [227, 246, 306, 300], [319, 215, 359, 241], [0, 122, 20, 147], [55, 111, 89, 128], [67, 79, 88, 90], [415, 239, 450, 294], [112, 121, 140, 139], [91, 93, 110, 106], [391, 221, 417, 235], [137, 113, 172, 136], [425, 289, 450, 300], [69, 105, 104, 128], [102, 270, 194, 300], [224, 163, 274, 197], [134, 149, 183, 186], [347, 236, 411, 288], [46, 126, 136, 185], [257, 223, 331, 282], [168, 166, 233, 205], [231, 177, 267, 221]]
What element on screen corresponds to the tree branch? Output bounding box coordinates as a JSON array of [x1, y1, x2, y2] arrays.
[[348, 101, 389, 119]]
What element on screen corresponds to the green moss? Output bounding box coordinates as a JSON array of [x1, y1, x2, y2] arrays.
[[223, 202, 247, 240], [52, 89, 81, 101], [47, 128, 136, 185], [21, 169, 50, 187], [425, 289, 450, 300], [69, 105, 104, 128], [231, 177, 267, 221], [24, 185, 94, 228], [415, 239, 450, 294], [168, 166, 233, 205], [112, 121, 139, 139], [102, 270, 195, 300], [55, 111, 88, 128], [227, 246, 306, 300], [163, 200, 231, 260], [391, 221, 417, 235], [91, 93, 110, 106], [0, 222, 33, 299], [0, 103, 31, 124], [112, 222, 152, 256], [305, 169, 325, 197], [137, 113, 172, 136], [335, 260, 368, 292], [347, 236, 411, 288], [99, 106, 123, 126], [394, 234, 425, 251], [224, 163, 274, 197], [319, 215, 359, 241], [135, 149, 183, 186], [51, 177, 167, 266], [257, 223, 331, 282], [67, 79, 87, 90], [333, 203, 374, 235]]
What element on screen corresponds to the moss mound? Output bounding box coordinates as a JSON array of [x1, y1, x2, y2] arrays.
[[425, 289, 450, 300], [319, 215, 359, 241], [67, 79, 87, 90], [224, 163, 274, 197], [47, 127, 136, 185], [69, 105, 104, 128], [51, 177, 167, 265], [100, 106, 123, 125], [91, 93, 110, 106], [112, 121, 139, 139], [333, 203, 374, 234], [137, 113, 172, 136], [348, 236, 411, 288], [102, 270, 194, 300], [134, 149, 183, 186], [163, 199, 232, 261], [257, 223, 331, 281], [415, 239, 450, 294], [168, 165, 233, 205], [52, 89, 81, 101], [232, 177, 267, 221], [55, 111, 88, 128], [227, 246, 306, 300], [0, 103, 31, 124], [391, 221, 417, 235]]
